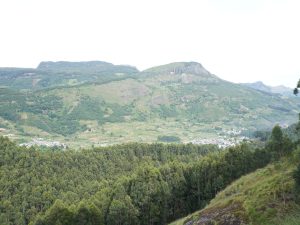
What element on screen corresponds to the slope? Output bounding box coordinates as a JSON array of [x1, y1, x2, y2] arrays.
[[242, 81, 293, 97], [170, 153, 300, 225]]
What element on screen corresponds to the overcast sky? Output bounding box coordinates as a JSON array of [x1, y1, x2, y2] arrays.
[[0, 0, 299, 87]]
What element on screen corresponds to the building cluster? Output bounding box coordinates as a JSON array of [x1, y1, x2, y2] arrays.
[[190, 128, 250, 149], [20, 138, 67, 149], [190, 136, 249, 148]]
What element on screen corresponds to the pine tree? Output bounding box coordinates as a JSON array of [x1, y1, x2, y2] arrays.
[[294, 164, 300, 188], [267, 125, 292, 159]]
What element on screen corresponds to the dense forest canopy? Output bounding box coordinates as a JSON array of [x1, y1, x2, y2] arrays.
[[0, 136, 274, 225]]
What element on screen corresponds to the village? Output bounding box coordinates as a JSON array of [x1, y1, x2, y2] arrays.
[[189, 128, 250, 148], [19, 138, 67, 149]]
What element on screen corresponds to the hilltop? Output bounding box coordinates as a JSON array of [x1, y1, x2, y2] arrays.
[[142, 62, 214, 77], [0, 61, 138, 90]]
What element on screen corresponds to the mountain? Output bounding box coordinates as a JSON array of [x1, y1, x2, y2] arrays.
[[242, 81, 293, 96], [142, 62, 213, 77], [0, 61, 138, 90], [170, 155, 299, 225], [0, 61, 299, 147], [37, 61, 138, 74]]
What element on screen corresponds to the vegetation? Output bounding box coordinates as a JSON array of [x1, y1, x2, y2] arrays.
[[0, 61, 138, 90], [157, 135, 181, 143], [293, 160, 300, 193], [175, 157, 299, 225], [293, 79, 300, 95], [267, 125, 293, 159], [0, 136, 271, 225], [170, 125, 300, 225]]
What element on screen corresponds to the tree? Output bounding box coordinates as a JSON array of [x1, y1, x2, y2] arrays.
[[107, 196, 139, 225], [35, 200, 73, 225], [106, 181, 139, 225], [73, 202, 102, 225], [267, 125, 292, 159], [129, 166, 170, 225], [294, 79, 300, 95], [294, 164, 300, 189]]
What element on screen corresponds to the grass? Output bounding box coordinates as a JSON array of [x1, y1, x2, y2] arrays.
[[10, 117, 234, 148], [209, 157, 298, 224], [272, 212, 300, 225], [169, 217, 189, 225], [64, 118, 220, 148], [169, 154, 300, 225]]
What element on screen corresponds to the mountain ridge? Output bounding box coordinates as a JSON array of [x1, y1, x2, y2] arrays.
[[241, 81, 293, 96], [142, 62, 213, 77], [37, 60, 139, 73], [0, 60, 298, 148]]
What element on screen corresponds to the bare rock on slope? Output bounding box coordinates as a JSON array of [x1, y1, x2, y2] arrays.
[[184, 203, 247, 225]]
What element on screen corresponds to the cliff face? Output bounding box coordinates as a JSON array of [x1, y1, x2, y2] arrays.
[[142, 62, 215, 78]]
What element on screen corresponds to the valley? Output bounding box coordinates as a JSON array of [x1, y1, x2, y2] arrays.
[[0, 61, 298, 148]]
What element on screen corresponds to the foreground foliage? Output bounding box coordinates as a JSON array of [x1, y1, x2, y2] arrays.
[[171, 147, 300, 225]]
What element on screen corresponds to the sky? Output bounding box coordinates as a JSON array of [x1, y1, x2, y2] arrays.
[[0, 0, 299, 87]]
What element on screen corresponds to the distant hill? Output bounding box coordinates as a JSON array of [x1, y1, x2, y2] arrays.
[[0, 61, 299, 147], [37, 61, 138, 74], [141, 61, 214, 77], [242, 81, 293, 96], [0, 61, 138, 90]]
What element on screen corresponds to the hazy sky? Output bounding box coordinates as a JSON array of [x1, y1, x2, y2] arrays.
[[0, 0, 299, 87]]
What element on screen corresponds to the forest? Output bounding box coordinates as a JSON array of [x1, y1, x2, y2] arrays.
[[2, 126, 293, 225]]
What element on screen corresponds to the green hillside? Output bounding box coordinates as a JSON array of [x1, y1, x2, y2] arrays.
[[170, 152, 300, 225], [0, 61, 138, 90], [0, 61, 299, 147]]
